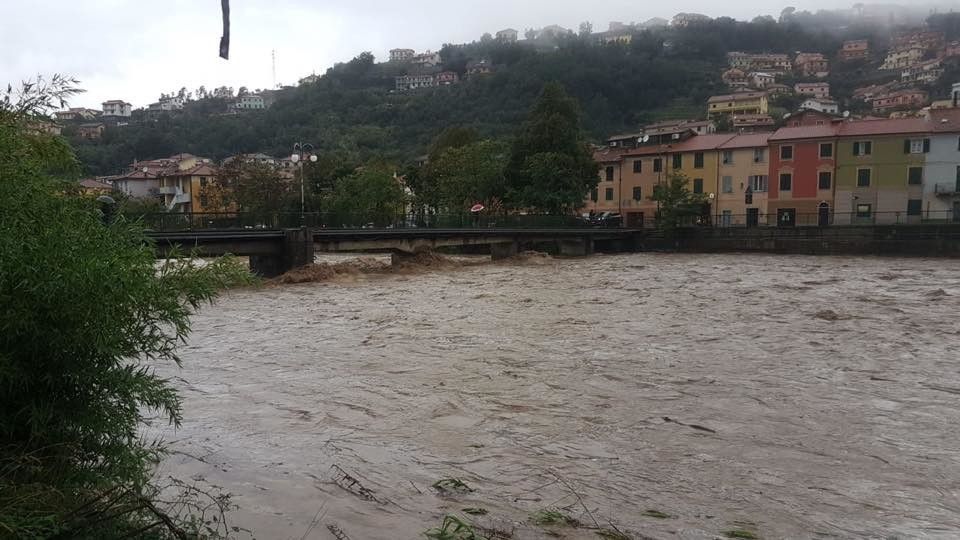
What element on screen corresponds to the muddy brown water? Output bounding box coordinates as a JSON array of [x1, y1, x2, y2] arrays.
[[152, 253, 960, 539]]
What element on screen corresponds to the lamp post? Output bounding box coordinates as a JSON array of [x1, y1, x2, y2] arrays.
[[291, 143, 317, 225]]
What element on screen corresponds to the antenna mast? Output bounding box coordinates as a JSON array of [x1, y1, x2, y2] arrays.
[[272, 49, 277, 89]]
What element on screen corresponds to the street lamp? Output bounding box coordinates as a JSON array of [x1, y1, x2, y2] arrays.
[[291, 143, 318, 225]]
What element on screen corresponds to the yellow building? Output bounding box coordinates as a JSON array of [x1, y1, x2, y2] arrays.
[[707, 91, 769, 118], [714, 134, 772, 226], [157, 157, 224, 213], [662, 134, 736, 201], [585, 148, 626, 215]]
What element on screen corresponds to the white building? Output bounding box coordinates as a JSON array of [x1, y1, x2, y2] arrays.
[[800, 98, 839, 114], [234, 94, 265, 110], [148, 96, 184, 111], [411, 51, 441, 68], [102, 100, 132, 117], [395, 74, 437, 91]]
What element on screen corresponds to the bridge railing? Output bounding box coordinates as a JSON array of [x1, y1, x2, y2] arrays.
[[127, 211, 593, 232]]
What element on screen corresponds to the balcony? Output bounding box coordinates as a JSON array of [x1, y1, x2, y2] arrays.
[[934, 183, 960, 196], [158, 186, 179, 195]]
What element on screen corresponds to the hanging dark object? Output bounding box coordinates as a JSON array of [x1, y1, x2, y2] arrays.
[[219, 0, 230, 59]]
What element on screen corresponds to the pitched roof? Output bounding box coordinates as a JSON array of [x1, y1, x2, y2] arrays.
[[79, 178, 114, 190], [769, 124, 840, 142], [665, 134, 736, 152], [718, 133, 772, 149], [928, 108, 960, 132], [838, 118, 929, 137], [708, 92, 766, 103], [593, 147, 631, 162]]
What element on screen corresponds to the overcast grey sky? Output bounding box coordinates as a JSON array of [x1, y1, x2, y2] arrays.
[[0, 1, 938, 109]]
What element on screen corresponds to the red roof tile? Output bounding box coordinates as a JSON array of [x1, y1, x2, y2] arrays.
[[838, 118, 929, 137], [718, 133, 772, 149], [928, 108, 960, 132], [665, 134, 737, 152], [769, 124, 840, 142]]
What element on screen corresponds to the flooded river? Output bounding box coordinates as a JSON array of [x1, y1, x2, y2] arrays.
[[154, 253, 960, 539]]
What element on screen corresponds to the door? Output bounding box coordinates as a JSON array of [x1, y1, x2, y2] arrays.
[[746, 208, 759, 227], [721, 210, 732, 228], [777, 208, 796, 227], [953, 202, 960, 223], [818, 203, 830, 227]]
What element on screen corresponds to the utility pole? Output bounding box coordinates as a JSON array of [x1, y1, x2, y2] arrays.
[[272, 49, 277, 89]]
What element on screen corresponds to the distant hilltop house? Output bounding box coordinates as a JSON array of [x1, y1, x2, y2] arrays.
[[102, 100, 132, 118], [732, 113, 776, 133], [891, 30, 945, 53], [901, 59, 943, 84], [410, 51, 441, 68], [148, 96, 184, 113], [436, 71, 459, 85], [672, 13, 711, 27], [766, 84, 792, 97], [389, 48, 415, 62], [838, 39, 869, 61], [795, 82, 830, 99], [230, 94, 266, 112], [872, 89, 929, 113], [496, 28, 518, 42], [54, 107, 100, 121], [794, 52, 829, 78], [881, 46, 925, 71], [466, 59, 493, 77], [800, 97, 840, 115], [298, 74, 319, 85], [722, 68, 749, 89], [596, 22, 634, 45], [77, 123, 105, 140], [707, 91, 769, 118], [727, 52, 791, 74], [395, 69, 439, 91], [853, 82, 897, 102], [750, 72, 776, 89]]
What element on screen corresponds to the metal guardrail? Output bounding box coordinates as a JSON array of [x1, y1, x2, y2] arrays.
[[126, 212, 592, 232], [125, 210, 960, 233]]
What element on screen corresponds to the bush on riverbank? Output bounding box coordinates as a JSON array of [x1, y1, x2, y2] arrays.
[[0, 78, 253, 538]]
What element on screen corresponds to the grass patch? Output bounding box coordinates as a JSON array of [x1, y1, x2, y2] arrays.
[[724, 530, 759, 539], [432, 478, 474, 495], [643, 509, 671, 519], [530, 509, 581, 527], [424, 515, 487, 539], [462, 508, 488, 516]]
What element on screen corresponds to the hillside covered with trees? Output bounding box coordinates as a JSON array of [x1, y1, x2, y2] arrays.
[[70, 9, 960, 176]]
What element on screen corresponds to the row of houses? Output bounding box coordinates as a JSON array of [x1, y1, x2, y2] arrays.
[[585, 109, 960, 227]]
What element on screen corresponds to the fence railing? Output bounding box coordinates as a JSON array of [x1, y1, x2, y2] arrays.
[[128, 211, 591, 232], [125, 210, 960, 232]]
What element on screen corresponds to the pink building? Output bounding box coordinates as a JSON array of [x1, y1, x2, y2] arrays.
[[795, 82, 830, 98]]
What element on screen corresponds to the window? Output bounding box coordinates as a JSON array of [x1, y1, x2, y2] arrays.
[[753, 148, 765, 163], [605, 166, 614, 182], [749, 175, 768, 192], [694, 152, 705, 168], [908, 167, 923, 185], [819, 143, 833, 158], [906, 138, 931, 154], [722, 150, 734, 165], [853, 141, 872, 156], [590, 188, 598, 202], [199, 177, 208, 187], [605, 188, 614, 201], [780, 145, 794, 160], [672, 154, 682, 169], [907, 199, 922, 216], [693, 178, 704, 194], [632, 187, 642, 201], [856, 203, 872, 218], [779, 173, 792, 191], [722, 176, 733, 193], [632, 159, 642, 173], [818, 171, 832, 190], [200, 194, 209, 207], [653, 158, 663, 172], [857, 168, 871, 187]]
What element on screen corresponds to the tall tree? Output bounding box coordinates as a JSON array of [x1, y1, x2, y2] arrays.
[[325, 165, 407, 227], [504, 82, 598, 213], [202, 158, 292, 218], [426, 139, 508, 211], [650, 172, 708, 232]]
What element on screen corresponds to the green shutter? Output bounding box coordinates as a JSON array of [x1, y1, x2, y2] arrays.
[[904, 140, 911, 154], [923, 138, 931, 153], [853, 141, 860, 155]]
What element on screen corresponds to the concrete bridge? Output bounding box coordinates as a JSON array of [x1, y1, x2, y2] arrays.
[[147, 227, 646, 277]]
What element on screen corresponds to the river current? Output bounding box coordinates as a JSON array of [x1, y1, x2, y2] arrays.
[[153, 253, 960, 539]]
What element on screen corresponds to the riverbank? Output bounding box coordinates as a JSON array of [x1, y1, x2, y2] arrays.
[[153, 253, 960, 539]]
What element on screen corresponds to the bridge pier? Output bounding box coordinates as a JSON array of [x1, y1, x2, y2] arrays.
[[249, 228, 314, 278], [557, 237, 594, 257], [490, 241, 519, 260]]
